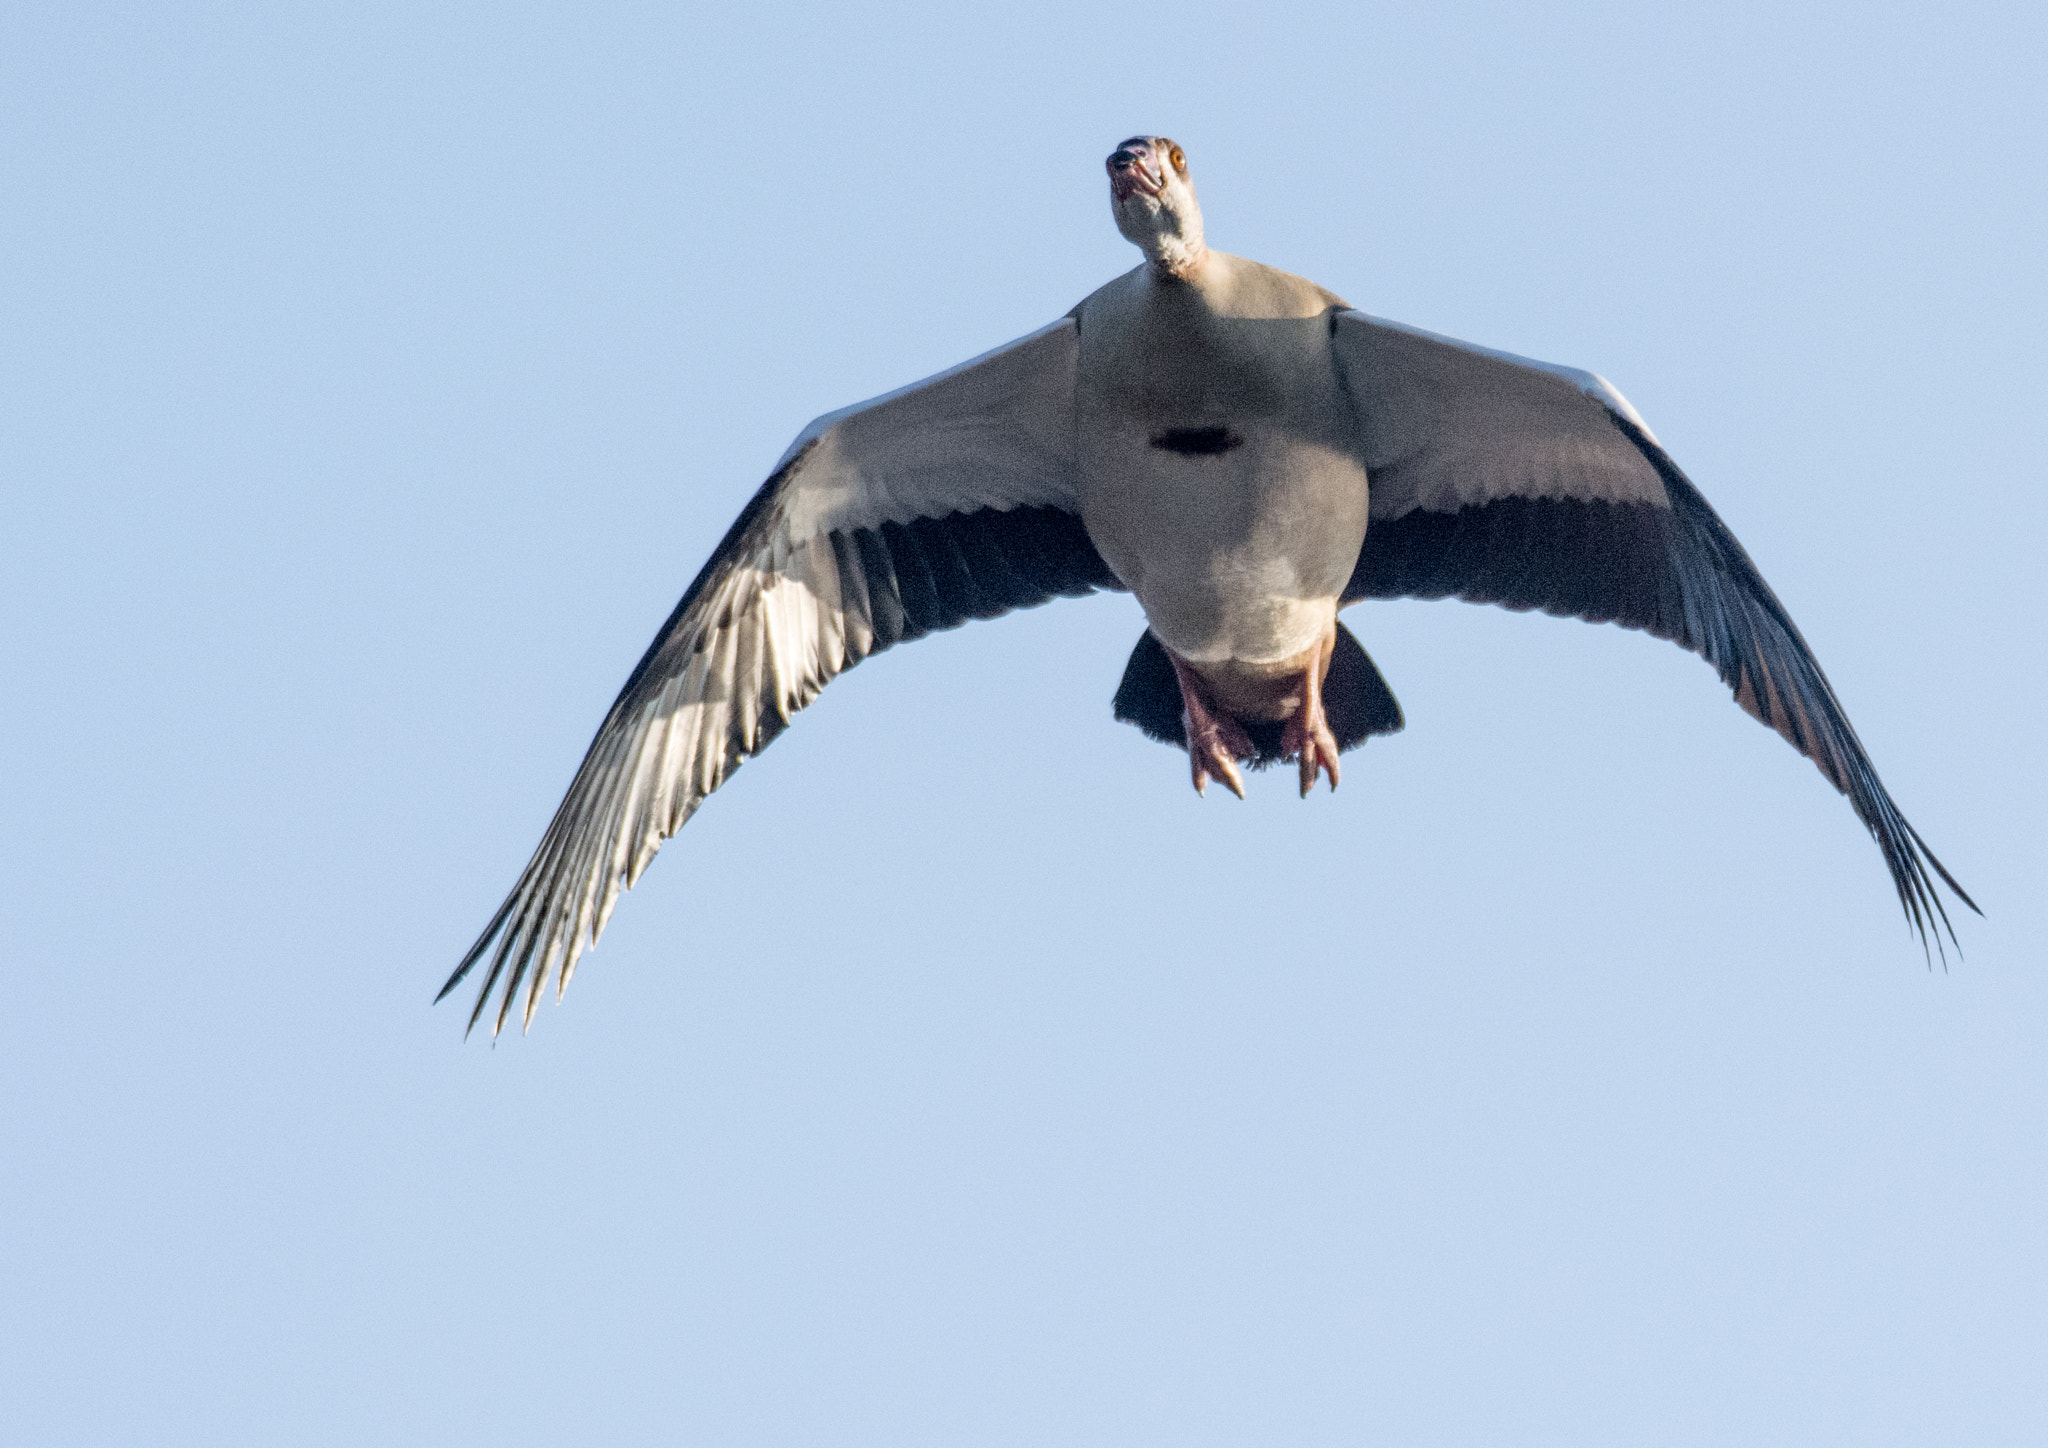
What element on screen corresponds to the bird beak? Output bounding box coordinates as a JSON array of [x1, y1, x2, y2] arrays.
[[1107, 145, 1162, 202]]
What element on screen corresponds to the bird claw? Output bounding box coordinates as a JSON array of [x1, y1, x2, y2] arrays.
[[1171, 652, 1252, 801], [1282, 642, 1341, 797], [1190, 732, 1248, 800], [1291, 729, 1340, 797]]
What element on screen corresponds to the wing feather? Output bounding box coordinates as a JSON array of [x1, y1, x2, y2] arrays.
[[444, 319, 1122, 1031], [1334, 310, 1975, 950]]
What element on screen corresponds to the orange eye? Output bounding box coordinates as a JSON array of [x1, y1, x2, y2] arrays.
[[1170, 147, 1186, 171]]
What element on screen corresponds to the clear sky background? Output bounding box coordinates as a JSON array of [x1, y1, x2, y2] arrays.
[[5, 2, 2043, 1443]]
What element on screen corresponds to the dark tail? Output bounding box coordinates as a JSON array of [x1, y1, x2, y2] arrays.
[[1112, 622, 1404, 765]]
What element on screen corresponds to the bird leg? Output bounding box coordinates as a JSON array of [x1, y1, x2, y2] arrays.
[[1279, 628, 1341, 798], [1166, 653, 1253, 799]]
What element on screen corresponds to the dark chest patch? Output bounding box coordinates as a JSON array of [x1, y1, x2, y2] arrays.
[[1149, 426, 1244, 457]]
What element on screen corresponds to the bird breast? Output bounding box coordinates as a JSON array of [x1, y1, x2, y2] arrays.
[[1073, 261, 1370, 665]]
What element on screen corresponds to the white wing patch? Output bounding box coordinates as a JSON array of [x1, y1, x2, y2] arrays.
[[1333, 310, 1670, 521], [779, 318, 1082, 536], [1345, 311, 1661, 444]]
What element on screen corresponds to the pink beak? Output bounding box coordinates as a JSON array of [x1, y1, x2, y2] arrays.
[[1106, 144, 1162, 202]]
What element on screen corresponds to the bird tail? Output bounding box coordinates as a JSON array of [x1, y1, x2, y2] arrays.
[[1112, 622, 1404, 765]]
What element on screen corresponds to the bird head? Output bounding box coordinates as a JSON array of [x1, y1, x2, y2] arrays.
[[1107, 136, 1206, 278]]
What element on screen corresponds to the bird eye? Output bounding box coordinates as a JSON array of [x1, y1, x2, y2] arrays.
[[1170, 147, 1186, 171]]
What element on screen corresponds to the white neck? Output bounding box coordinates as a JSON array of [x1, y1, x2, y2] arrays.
[[1115, 186, 1208, 281], [1143, 231, 1209, 280]]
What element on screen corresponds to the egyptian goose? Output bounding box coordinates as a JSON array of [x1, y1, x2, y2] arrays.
[[442, 135, 1974, 1034]]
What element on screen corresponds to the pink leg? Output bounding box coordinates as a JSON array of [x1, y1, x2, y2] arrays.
[[1280, 630, 1341, 798], [1167, 654, 1254, 800]]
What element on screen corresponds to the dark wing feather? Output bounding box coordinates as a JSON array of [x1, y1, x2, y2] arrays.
[[1333, 310, 1975, 950], [443, 319, 1120, 1034]]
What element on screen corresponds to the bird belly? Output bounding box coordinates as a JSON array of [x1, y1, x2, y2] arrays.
[[1078, 424, 1370, 666]]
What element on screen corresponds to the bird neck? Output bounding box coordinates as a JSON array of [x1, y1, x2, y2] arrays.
[[1144, 232, 1209, 281]]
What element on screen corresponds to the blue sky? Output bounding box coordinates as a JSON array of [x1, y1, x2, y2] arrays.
[[5, 2, 2043, 1443]]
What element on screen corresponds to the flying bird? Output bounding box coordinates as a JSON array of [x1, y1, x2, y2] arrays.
[[443, 135, 1975, 1034]]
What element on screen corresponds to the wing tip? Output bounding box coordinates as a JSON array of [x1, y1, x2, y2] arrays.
[[1873, 804, 1978, 970]]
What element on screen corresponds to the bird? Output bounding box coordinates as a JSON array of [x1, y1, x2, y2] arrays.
[[441, 134, 1976, 1035]]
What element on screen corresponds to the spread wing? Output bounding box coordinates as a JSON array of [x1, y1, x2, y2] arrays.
[[1331, 309, 1975, 949], [443, 318, 1120, 1034]]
